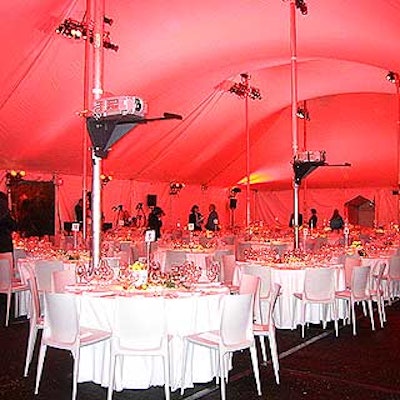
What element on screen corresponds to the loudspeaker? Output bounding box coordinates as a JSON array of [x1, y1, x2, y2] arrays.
[[229, 198, 237, 209], [147, 194, 157, 207], [102, 222, 113, 231], [63, 222, 73, 232]]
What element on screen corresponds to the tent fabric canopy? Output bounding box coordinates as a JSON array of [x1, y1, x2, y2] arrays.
[[1, 0, 400, 191]]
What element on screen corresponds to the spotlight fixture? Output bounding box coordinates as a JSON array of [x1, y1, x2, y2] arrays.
[[229, 73, 262, 100], [6, 170, 26, 185], [296, 107, 310, 121], [100, 174, 112, 186], [55, 17, 118, 52], [230, 187, 242, 197], [295, 0, 308, 15], [386, 71, 399, 84], [169, 182, 185, 195]]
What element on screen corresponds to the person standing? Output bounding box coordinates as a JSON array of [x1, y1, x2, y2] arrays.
[[0, 192, 17, 254], [205, 204, 219, 231], [188, 205, 203, 231], [308, 208, 318, 229], [147, 206, 164, 240], [329, 209, 344, 231]]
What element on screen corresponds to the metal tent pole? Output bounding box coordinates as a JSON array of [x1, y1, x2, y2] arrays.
[[290, 0, 300, 249], [89, 0, 105, 271]]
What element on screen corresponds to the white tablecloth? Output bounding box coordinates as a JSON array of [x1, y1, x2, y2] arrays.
[[77, 292, 226, 391], [236, 262, 346, 329]]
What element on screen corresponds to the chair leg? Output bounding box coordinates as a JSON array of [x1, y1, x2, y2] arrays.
[[381, 296, 387, 323], [268, 334, 280, 385], [6, 292, 11, 327], [249, 343, 262, 396], [376, 295, 384, 329], [34, 344, 47, 394], [259, 336, 267, 364], [72, 348, 80, 400], [367, 300, 375, 331], [24, 324, 38, 377], [332, 301, 338, 337], [219, 350, 226, 400], [351, 301, 357, 336], [301, 302, 306, 338], [107, 353, 116, 400], [163, 348, 170, 400]]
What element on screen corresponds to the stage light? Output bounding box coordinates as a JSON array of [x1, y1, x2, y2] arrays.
[[6, 170, 26, 185], [169, 182, 185, 195], [229, 73, 262, 101], [56, 17, 119, 52], [296, 107, 310, 120], [386, 71, 399, 84], [295, 0, 308, 15], [100, 174, 113, 186]]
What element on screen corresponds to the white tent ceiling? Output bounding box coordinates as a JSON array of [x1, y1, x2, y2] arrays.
[[1, 0, 400, 190]]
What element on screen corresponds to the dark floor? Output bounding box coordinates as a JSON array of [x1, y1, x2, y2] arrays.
[[0, 298, 399, 400]]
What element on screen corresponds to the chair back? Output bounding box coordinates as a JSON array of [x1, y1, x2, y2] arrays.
[[351, 265, 371, 300], [43, 292, 79, 345], [221, 254, 237, 284], [51, 269, 76, 293], [114, 296, 166, 349], [220, 293, 253, 346], [344, 256, 362, 288], [0, 259, 12, 290], [0, 252, 14, 276], [242, 265, 271, 299], [35, 260, 64, 292], [304, 268, 335, 302], [239, 273, 261, 322], [27, 268, 42, 323], [388, 255, 400, 279]]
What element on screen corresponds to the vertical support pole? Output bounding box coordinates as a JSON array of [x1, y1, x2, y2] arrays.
[[82, 0, 93, 242], [290, 0, 300, 249], [89, 0, 105, 271], [396, 78, 400, 224], [245, 82, 251, 228]]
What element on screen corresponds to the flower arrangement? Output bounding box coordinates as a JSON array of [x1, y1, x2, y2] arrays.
[[349, 240, 367, 256]]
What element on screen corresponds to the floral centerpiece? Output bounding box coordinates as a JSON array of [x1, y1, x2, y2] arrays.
[[348, 240, 367, 256]]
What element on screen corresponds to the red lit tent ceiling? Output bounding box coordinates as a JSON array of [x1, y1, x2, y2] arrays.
[[1, 0, 400, 191]]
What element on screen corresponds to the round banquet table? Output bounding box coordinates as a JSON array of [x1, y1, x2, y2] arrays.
[[236, 262, 347, 329], [75, 289, 228, 392]]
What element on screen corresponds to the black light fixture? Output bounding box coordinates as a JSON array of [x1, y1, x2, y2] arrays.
[[169, 182, 185, 195], [56, 16, 119, 52], [295, 0, 308, 15], [296, 107, 310, 121], [6, 170, 26, 185], [229, 73, 262, 100], [386, 71, 399, 84]]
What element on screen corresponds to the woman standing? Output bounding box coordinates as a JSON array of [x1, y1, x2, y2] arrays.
[[0, 192, 17, 254]]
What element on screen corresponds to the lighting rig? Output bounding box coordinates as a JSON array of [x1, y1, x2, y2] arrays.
[[295, 0, 308, 15], [296, 106, 310, 121], [55, 15, 118, 52], [6, 170, 26, 185], [100, 174, 112, 186], [169, 182, 185, 195], [229, 73, 262, 100]]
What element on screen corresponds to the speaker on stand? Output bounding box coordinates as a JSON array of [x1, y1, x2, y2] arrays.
[[147, 194, 157, 208], [229, 198, 237, 228]]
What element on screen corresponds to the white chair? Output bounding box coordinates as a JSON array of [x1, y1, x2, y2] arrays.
[[253, 283, 281, 385], [220, 254, 237, 285], [34, 260, 64, 293], [369, 261, 386, 328], [336, 265, 375, 336], [108, 296, 170, 400], [20, 263, 43, 377], [181, 293, 261, 400], [344, 256, 362, 288], [35, 293, 111, 400], [239, 273, 261, 323], [51, 269, 76, 293], [293, 268, 339, 337], [0, 258, 28, 326], [384, 255, 400, 303]]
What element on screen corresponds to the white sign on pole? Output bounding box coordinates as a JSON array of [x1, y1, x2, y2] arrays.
[[145, 230, 156, 243]]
